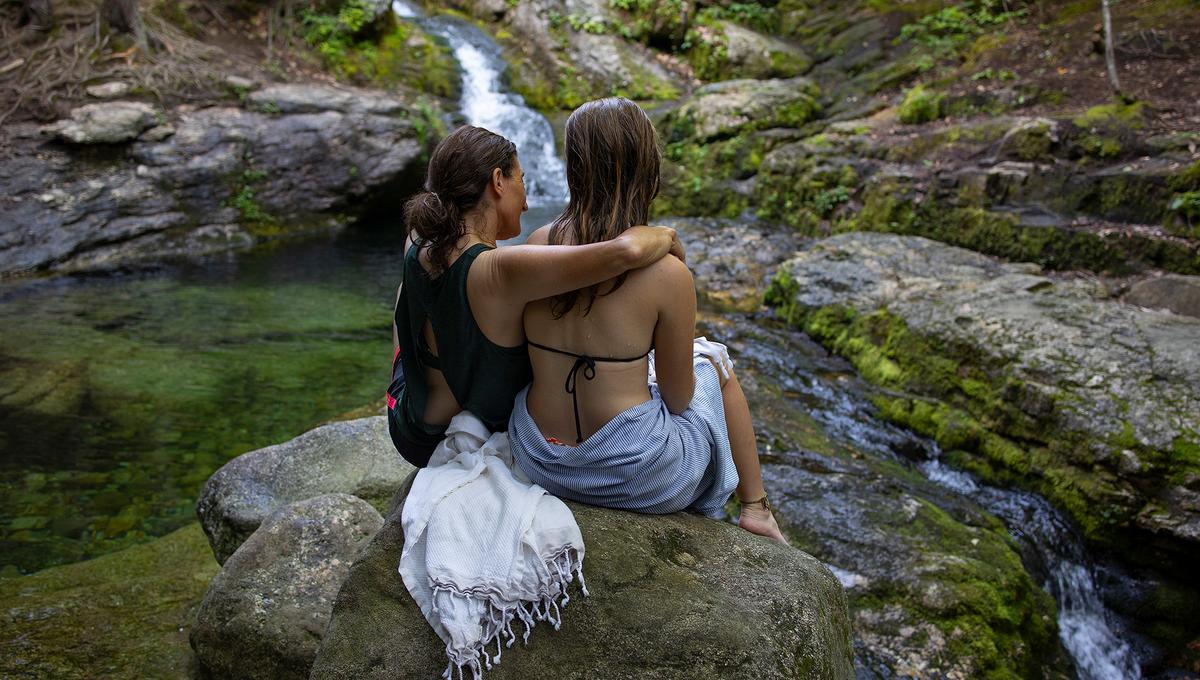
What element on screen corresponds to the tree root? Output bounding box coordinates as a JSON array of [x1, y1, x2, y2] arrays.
[[0, 2, 225, 133]]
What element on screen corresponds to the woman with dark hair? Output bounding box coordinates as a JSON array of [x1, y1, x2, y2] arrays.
[[388, 124, 680, 469], [508, 98, 787, 544]]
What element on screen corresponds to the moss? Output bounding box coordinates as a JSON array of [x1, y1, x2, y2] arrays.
[[897, 84, 944, 124], [1069, 100, 1145, 161], [655, 134, 766, 218], [1072, 101, 1146, 129], [834, 178, 1200, 275], [760, 280, 1192, 553], [755, 151, 860, 232], [1166, 161, 1200, 238], [0, 523, 218, 678], [303, 13, 459, 97]]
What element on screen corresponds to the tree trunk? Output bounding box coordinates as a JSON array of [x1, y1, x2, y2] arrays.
[[102, 0, 148, 50], [23, 0, 53, 32], [1101, 0, 1122, 95]]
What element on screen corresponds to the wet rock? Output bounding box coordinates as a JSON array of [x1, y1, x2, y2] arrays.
[[663, 77, 820, 143], [191, 494, 383, 680], [310, 474, 854, 679], [664, 216, 803, 311], [767, 232, 1200, 557], [196, 416, 413, 564], [50, 101, 159, 144], [0, 84, 440, 276], [1125, 274, 1200, 319]]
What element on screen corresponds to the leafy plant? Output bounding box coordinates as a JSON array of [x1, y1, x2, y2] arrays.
[[899, 1, 1027, 60]]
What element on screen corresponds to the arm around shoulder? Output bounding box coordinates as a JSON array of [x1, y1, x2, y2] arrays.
[[650, 256, 697, 415]]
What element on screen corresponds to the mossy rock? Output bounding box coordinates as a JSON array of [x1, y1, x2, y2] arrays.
[[0, 523, 218, 679], [764, 232, 1200, 569], [688, 20, 812, 82], [656, 133, 770, 219], [897, 84, 944, 124], [661, 77, 821, 143]]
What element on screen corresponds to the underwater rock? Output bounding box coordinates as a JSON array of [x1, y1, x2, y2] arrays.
[[196, 416, 413, 564], [309, 473, 854, 679], [191, 493, 383, 680]]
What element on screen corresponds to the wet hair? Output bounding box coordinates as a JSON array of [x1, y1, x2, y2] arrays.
[[403, 125, 517, 275], [548, 97, 661, 317]]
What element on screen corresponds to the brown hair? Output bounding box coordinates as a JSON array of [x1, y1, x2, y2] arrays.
[[549, 97, 661, 316], [404, 125, 517, 275]]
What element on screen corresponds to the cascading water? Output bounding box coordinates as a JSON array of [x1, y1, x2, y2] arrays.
[[920, 455, 1141, 680], [392, 0, 568, 219], [727, 317, 1143, 679]]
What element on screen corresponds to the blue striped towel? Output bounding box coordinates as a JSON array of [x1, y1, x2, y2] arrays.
[[508, 355, 739, 518]]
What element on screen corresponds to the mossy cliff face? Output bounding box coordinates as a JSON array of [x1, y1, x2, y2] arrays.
[[655, 77, 821, 218], [752, 115, 1200, 276], [763, 232, 1200, 652]]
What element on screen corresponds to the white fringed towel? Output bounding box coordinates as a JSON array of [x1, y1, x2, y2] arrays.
[[399, 411, 587, 679]]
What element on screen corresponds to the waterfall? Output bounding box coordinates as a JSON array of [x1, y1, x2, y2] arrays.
[[391, 1, 569, 210], [921, 449, 1141, 680]]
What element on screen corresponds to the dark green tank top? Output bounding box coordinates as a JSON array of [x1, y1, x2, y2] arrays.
[[393, 242, 533, 447]]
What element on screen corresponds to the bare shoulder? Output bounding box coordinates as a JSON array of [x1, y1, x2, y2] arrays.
[[526, 225, 554, 245], [626, 253, 693, 293]]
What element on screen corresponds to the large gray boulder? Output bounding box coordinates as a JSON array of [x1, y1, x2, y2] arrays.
[[196, 416, 413, 564], [717, 21, 812, 81], [310, 474, 855, 679], [766, 232, 1200, 555], [1, 83, 439, 276], [191, 493, 384, 680], [662, 77, 821, 143], [1125, 273, 1200, 319]]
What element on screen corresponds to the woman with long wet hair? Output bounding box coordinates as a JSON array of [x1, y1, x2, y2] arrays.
[[387, 125, 680, 468], [508, 98, 787, 543]]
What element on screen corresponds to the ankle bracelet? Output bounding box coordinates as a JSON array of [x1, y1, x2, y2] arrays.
[[740, 494, 771, 512]]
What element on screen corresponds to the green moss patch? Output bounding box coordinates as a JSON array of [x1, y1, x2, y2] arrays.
[[0, 523, 218, 679], [838, 177, 1200, 275], [302, 5, 459, 97], [898, 84, 945, 124]]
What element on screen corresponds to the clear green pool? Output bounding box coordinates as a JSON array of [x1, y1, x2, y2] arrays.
[[0, 228, 406, 574]]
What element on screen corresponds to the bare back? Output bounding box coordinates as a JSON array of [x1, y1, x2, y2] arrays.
[[524, 250, 697, 444]]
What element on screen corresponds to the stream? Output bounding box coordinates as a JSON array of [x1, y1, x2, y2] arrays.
[[0, 3, 1147, 678]]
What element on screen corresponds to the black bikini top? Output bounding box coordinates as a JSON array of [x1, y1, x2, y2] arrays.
[[527, 339, 651, 444]]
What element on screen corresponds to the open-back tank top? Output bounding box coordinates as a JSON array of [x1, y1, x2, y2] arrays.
[[394, 242, 532, 449]]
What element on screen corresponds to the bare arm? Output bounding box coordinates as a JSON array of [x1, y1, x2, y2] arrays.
[[480, 224, 677, 306], [651, 256, 698, 414]]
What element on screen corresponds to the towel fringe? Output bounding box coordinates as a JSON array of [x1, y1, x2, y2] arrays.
[[430, 547, 587, 679]]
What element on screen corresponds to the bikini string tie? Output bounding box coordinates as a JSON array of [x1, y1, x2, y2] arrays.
[[563, 355, 597, 444]]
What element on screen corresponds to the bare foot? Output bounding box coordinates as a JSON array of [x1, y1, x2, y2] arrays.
[[738, 504, 790, 545]]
